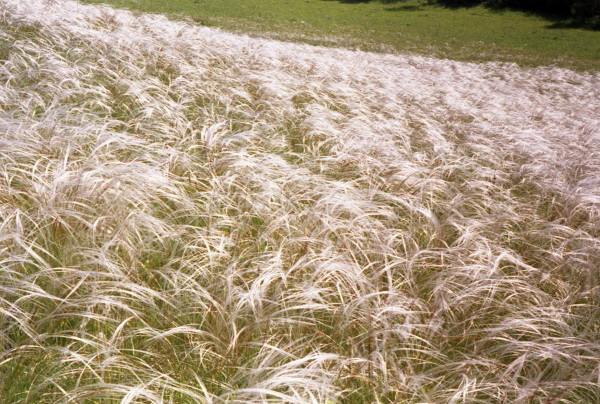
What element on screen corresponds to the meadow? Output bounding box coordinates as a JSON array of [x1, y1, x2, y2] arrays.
[[82, 0, 600, 70], [1, 0, 599, 402]]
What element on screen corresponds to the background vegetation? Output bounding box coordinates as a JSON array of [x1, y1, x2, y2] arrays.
[[83, 0, 600, 70]]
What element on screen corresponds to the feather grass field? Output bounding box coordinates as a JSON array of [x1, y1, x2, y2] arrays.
[[1, 0, 599, 402]]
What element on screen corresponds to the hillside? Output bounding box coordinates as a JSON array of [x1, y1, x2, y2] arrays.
[[1, 0, 599, 402]]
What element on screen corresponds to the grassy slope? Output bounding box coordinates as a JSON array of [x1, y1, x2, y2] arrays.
[[82, 0, 600, 69], [2, 0, 600, 402]]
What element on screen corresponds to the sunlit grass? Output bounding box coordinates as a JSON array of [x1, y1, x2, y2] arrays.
[[1, 0, 599, 402], [82, 0, 600, 70]]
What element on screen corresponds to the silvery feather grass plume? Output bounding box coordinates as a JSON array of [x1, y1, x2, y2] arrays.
[[0, 0, 599, 402]]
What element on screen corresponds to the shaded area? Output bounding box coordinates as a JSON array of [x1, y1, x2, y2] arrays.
[[331, 0, 600, 29], [434, 0, 596, 15], [433, 0, 600, 28]]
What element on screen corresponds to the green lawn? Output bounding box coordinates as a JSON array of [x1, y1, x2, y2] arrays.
[[82, 0, 600, 69]]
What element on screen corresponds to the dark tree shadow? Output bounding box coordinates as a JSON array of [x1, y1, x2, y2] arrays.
[[324, 0, 600, 30], [387, 4, 424, 10], [546, 18, 600, 29]]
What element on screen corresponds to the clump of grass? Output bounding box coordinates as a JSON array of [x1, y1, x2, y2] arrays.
[[0, 0, 599, 402]]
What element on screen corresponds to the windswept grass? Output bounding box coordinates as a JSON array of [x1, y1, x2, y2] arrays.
[[0, 0, 599, 402]]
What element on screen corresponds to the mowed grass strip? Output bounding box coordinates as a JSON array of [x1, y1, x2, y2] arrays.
[[82, 0, 600, 69]]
